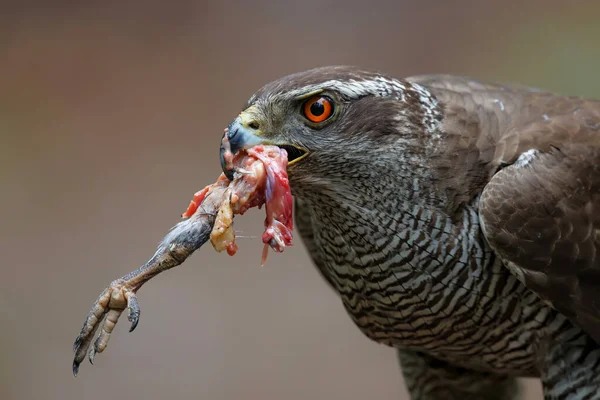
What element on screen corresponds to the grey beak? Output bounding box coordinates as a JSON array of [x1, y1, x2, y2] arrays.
[[219, 117, 263, 180]]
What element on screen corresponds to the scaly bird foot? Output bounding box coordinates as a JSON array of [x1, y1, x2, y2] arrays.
[[72, 280, 140, 376]]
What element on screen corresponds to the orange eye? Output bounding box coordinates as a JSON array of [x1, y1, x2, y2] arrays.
[[303, 96, 334, 123]]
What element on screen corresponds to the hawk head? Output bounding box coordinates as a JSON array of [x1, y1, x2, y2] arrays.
[[220, 66, 443, 202]]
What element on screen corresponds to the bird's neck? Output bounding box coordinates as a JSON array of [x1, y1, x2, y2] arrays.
[[295, 169, 488, 281]]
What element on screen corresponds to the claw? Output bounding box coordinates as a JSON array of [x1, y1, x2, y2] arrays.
[[89, 346, 96, 365], [73, 360, 80, 377], [127, 295, 140, 332], [128, 313, 139, 332]]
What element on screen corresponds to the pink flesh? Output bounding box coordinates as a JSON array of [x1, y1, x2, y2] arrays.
[[246, 147, 293, 248], [181, 145, 293, 264]]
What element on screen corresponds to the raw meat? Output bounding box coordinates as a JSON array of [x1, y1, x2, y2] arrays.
[[182, 145, 293, 264]]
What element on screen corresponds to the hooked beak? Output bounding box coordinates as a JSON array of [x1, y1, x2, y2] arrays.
[[220, 107, 308, 180]]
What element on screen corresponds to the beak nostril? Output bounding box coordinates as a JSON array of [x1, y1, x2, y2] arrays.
[[248, 121, 260, 130]]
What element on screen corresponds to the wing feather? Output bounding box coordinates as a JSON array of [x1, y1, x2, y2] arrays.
[[480, 141, 600, 342]]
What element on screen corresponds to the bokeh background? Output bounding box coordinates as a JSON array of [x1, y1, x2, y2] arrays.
[[2, 1, 599, 399]]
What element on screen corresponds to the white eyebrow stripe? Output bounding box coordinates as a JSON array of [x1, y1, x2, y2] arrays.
[[283, 77, 407, 101]]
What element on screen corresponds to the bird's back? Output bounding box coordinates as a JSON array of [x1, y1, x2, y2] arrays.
[[406, 74, 600, 213]]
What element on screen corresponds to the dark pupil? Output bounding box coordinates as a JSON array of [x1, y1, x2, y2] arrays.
[[310, 100, 325, 116]]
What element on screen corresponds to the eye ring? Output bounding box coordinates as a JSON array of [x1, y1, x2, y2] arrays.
[[302, 95, 334, 123]]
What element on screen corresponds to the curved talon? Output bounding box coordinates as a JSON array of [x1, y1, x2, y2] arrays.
[[73, 360, 80, 377], [127, 295, 140, 332], [89, 346, 97, 365]]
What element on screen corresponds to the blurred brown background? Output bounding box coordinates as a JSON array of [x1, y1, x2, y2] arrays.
[[1, 1, 599, 399]]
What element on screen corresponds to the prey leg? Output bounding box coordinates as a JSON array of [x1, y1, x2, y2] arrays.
[[72, 186, 229, 376]]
